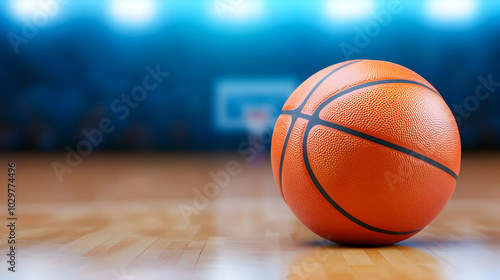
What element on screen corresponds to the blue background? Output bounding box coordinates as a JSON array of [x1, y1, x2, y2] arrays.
[[1, 0, 499, 150]]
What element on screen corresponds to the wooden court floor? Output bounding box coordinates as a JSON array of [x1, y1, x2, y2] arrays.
[[0, 151, 499, 280]]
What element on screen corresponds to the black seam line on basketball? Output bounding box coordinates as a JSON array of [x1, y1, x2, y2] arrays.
[[300, 121, 424, 235], [282, 111, 458, 180], [283, 79, 440, 119], [278, 116, 297, 203], [295, 60, 364, 112], [312, 79, 439, 117], [278, 60, 363, 203]]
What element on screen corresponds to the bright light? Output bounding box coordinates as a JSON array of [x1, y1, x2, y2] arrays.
[[11, 0, 47, 18], [110, 0, 156, 25], [212, 0, 263, 22], [426, 0, 476, 21], [326, 0, 374, 21], [231, 0, 263, 20]]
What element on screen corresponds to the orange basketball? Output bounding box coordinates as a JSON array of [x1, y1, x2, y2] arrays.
[[271, 60, 461, 245]]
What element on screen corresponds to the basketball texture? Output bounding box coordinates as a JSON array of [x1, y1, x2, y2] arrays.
[[271, 60, 461, 245]]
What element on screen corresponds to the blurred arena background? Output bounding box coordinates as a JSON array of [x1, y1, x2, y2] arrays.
[[2, 2, 500, 279], [1, 0, 499, 151]]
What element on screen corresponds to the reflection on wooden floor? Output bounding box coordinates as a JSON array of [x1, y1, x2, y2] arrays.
[[0, 151, 499, 280]]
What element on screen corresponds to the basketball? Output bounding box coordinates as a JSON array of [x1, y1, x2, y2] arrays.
[[271, 60, 461, 245]]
